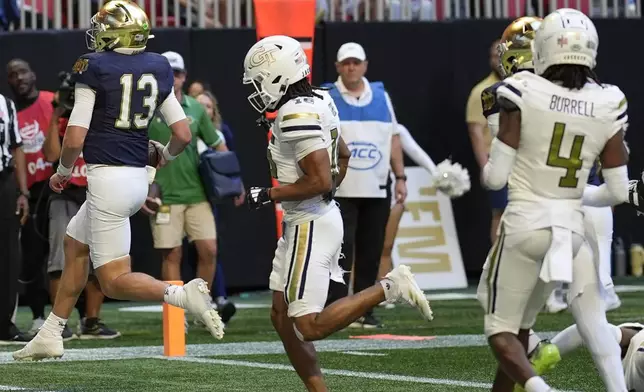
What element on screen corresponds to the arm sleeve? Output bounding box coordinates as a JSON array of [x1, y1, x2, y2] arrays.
[[384, 92, 400, 135], [398, 124, 437, 174], [70, 56, 100, 90], [198, 109, 222, 147], [582, 166, 629, 207], [482, 138, 517, 190], [277, 107, 324, 143], [293, 137, 327, 162], [67, 84, 96, 128], [158, 88, 187, 126], [6, 99, 21, 149]]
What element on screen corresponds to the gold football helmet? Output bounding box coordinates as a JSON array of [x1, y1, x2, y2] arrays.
[[86, 0, 154, 52], [498, 16, 542, 78]]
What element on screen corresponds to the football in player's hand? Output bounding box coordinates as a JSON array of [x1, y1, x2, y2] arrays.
[[143, 183, 162, 215], [148, 141, 160, 167]]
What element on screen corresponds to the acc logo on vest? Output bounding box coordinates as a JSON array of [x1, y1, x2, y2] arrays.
[[348, 142, 382, 170]]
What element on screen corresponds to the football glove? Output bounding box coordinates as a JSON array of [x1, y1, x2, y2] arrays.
[[628, 179, 644, 216], [431, 159, 471, 198], [247, 187, 272, 210]]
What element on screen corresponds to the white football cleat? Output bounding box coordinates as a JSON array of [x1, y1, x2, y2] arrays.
[[385, 265, 433, 321], [183, 279, 225, 339], [12, 332, 63, 362]]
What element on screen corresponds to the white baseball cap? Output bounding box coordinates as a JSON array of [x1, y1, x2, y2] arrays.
[[162, 51, 185, 73], [336, 42, 366, 62]]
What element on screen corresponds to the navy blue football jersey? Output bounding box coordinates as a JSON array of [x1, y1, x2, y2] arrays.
[[588, 162, 601, 186], [70, 51, 174, 167], [481, 81, 503, 119]]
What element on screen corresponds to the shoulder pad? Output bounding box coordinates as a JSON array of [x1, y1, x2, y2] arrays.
[[70, 54, 100, 89], [320, 82, 336, 90], [496, 75, 525, 110], [276, 98, 324, 142], [481, 81, 503, 118]]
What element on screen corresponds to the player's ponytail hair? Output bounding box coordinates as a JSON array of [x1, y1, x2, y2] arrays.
[[275, 79, 324, 110], [541, 65, 601, 90]]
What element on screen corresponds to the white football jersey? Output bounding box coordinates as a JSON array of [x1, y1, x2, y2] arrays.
[[619, 322, 644, 391], [496, 71, 628, 234], [268, 90, 342, 224]]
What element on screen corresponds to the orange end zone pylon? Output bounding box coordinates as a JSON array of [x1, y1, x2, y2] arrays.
[[163, 280, 185, 357], [253, 0, 316, 239]]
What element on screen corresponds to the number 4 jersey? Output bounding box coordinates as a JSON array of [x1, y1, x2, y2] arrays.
[[70, 51, 174, 167], [496, 71, 628, 235], [268, 90, 342, 225]]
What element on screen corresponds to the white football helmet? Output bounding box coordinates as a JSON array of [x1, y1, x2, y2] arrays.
[[532, 8, 598, 75], [243, 35, 310, 113]]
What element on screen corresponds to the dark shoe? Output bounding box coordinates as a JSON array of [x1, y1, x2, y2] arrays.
[[0, 325, 33, 345], [217, 301, 237, 325], [78, 318, 121, 340], [348, 314, 383, 329], [62, 324, 76, 342]]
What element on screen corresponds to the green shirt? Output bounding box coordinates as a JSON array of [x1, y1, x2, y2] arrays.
[[148, 94, 222, 205]]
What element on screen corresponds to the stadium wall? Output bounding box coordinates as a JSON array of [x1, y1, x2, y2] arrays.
[[2, 20, 642, 290]]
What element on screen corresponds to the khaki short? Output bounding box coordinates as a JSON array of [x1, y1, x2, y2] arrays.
[[151, 201, 216, 249]]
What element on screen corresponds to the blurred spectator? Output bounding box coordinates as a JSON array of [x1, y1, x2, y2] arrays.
[[147, 52, 228, 328], [465, 39, 502, 244], [0, 89, 31, 343], [42, 85, 120, 340], [6, 59, 52, 335]]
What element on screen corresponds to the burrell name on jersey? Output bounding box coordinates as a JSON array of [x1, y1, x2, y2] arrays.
[[497, 71, 627, 234], [268, 91, 341, 224]]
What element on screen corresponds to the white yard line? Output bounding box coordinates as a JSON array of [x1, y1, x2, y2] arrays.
[[158, 356, 580, 392], [0, 332, 557, 364], [0, 386, 57, 392]]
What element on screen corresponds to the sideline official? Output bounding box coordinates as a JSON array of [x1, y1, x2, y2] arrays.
[[0, 92, 31, 343], [323, 42, 407, 328]]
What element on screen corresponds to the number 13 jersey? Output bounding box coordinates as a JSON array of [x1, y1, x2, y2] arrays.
[[268, 90, 342, 225], [70, 51, 174, 168], [496, 71, 628, 234]]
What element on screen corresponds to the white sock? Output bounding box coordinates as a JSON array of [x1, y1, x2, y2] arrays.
[[380, 278, 396, 302], [527, 329, 541, 355], [551, 324, 584, 356], [42, 313, 67, 338], [570, 286, 627, 392], [164, 285, 187, 308], [524, 376, 551, 392]]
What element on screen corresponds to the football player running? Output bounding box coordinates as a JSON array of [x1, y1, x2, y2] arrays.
[[14, 1, 224, 362], [243, 35, 433, 391], [478, 9, 629, 392]]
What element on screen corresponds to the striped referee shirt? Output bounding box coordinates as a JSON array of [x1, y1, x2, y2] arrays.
[[0, 94, 21, 173]]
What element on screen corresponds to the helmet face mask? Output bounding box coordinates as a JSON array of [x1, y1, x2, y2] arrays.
[[243, 71, 283, 113]]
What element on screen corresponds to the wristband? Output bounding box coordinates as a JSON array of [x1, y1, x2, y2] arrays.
[[57, 162, 73, 177], [162, 145, 178, 161]]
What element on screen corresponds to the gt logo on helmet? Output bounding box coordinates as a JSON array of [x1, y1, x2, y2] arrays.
[[248, 46, 279, 69]]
